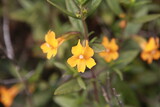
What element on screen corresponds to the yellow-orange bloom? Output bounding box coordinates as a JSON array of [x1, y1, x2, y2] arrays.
[[141, 37, 160, 64], [0, 85, 19, 107], [40, 30, 65, 59], [99, 36, 119, 62], [67, 40, 96, 73]]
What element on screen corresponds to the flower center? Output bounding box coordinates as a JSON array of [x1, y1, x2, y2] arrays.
[[46, 43, 51, 47], [151, 50, 156, 54], [105, 48, 110, 52], [79, 55, 84, 59]]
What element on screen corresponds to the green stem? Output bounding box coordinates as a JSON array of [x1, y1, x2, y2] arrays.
[[81, 19, 88, 40]]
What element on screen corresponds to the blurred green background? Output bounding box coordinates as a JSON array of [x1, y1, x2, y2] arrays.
[[0, 0, 160, 107]]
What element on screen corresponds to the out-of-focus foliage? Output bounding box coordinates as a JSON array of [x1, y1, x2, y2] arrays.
[[0, 0, 160, 107]]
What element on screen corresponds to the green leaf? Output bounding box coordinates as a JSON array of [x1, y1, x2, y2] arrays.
[[111, 50, 139, 69], [54, 96, 78, 107], [76, 0, 88, 5], [133, 0, 151, 7], [106, 0, 123, 15], [28, 62, 44, 82], [65, 0, 84, 33], [87, 0, 102, 16], [124, 22, 142, 37], [133, 14, 160, 23], [91, 43, 105, 53], [77, 77, 86, 89], [53, 62, 68, 71], [113, 69, 123, 80], [47, 0, 78, 18], [54, 79, 81, 95]]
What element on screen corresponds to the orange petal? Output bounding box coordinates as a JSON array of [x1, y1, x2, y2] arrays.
[[153, 50, 160, 60], [141, 52, 153, 64], [40, 43, 51, 53], [110, 39, 119, 51], [144, 37, 157, 52], [77, 59, 86, 73], [102, 36, 109, 48], [47, 49, 57, 59], [86, 58, 96, 69], [45, 31, 58, 47], [104, 53, 112, 62], [111, 52, 119, 60], [67, 56, 79, 67], [72, 39, 83, 56], [83, 40, 94, 58], [99, 51, 107, 57]]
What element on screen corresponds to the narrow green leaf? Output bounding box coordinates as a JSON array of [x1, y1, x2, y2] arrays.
[[54, 79, 81, 95], [133, 14, 160, 23], [87, 0, 102, 16], [77, 77, 86, 89], [91, 43, 105, 53], [65, 0, 84, 33], [76, 0, 88, 5], [47, 0, 78, 18], [106, 0, 123, 15], [113, 69, 123, 80]]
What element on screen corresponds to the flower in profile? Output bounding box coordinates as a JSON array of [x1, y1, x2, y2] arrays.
[[67, 40, 96, 73], [99, 36, 119, 62], [40, 30, 65, 59], [140, 37, 160, 64], [0, 85, 19, 107]]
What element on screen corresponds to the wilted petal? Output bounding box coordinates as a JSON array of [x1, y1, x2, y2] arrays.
[[86, 58, 96, 69], [67, 56, 79, 67], [77, 59, 86, 73], [72, 39, 83, 55], [40, 43, 51, 53]]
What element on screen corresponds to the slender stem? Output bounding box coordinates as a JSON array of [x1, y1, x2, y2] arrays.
[[91, 70, 99, 103], [2, 0, 14, 60], [82, 19, 88, 40], [112, 88, 124, 107]]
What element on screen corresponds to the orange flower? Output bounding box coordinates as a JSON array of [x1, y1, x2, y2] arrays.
[[99, 36, 119, 62], [67, 40, 96, 73], [40, 30, 65, 59], [141, 37, 160, 64], [0, 85, 19, 107], [119, 20, 127, 29]]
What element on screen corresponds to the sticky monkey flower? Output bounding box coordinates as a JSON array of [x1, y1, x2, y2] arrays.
[[141, 37, 160, 64], [99, 36, 119, 62], [67, 40, 96, 73], [0, 85, 19, 107], [40, 30, 64, 59]]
